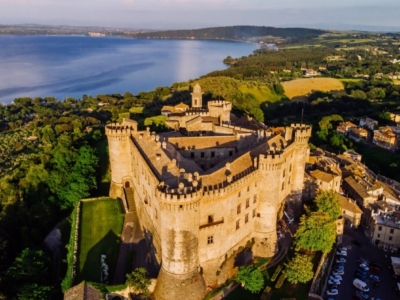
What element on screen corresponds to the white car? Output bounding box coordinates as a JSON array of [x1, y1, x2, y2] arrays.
[[336, 250, 347, 256], [331, 274, 342, 281], [338, 247, 347, 252], [326, 289, 339, 296], [328, 278, 340, 285], [336, 257, 346, 263], [359, 263, 369, 272], [332, 270, 344, 275]]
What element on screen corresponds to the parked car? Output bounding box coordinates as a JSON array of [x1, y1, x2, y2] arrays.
[[336, 257, 346, 263], [336, 250, 347, 256], [359, 264, 369, 272], [358, 257, 368, 264], [327, 289, 339, 296], [353, 278, 369, 292], [356, 290, 369, 299], [328, 278, 341, 285], [369, 261, 382, 269], [356, 269, 367, 276], [331, 274, 342, 281], [328, 284, 338, 290], [355, 274, 368, 281], [332, 269, 344, 275], [338, 246, 347, 252], [369, 265, 381, 274], [352, 239, 362, 247], [369, 275, 380, 282]]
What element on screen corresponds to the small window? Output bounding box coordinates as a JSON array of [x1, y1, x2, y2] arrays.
[[252, 209, 256, 218], [238, 191, 241, 197], [229, 150, 233, 156], [155, 208, 158, 219], [378, 226, 382, 231], [377, 234, 380, 238], [289, 164, 292, 172], [283, 169, 286, 178], [207, 235, 214, 244], [390, 229, 394, 234], [253, 195, 257, 204], [237, 204, 241, 214], [208, 215, 214, 223], [246, 199, 250, 208], [190, 152, 194, 158], [389, 236, 393, 241], [201, 152, 205, 158], [236, 220, 240, 230], [282, 182, 285, 191], [179, 205, 183, 209], [257, 213, 261, 218], [247, 186, 250, 192], [245, 214, 249, 223], [211, 151, 215, 158], [255, 182, 257, 187]]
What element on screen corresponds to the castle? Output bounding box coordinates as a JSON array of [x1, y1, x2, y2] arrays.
[[106, 84, 311, 300]]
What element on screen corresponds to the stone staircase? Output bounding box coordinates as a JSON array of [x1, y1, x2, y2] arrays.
[[124, 187, 136, 212]]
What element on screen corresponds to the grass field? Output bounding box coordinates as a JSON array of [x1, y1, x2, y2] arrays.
[[393, 79, 400, 85], [238, 84, 282, 103], [76, 198, 124, 283], [282, 78, 344, 99]]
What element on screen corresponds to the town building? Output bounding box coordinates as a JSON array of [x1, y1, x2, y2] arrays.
[[336, 121, 357, 135], [105, 84, 311, 300], [359, 117, 378, 130], [348, 127, 368, 142], [366, 200, 400, 252], [338, 195, 363, 227], [373, 126, 400, 151]]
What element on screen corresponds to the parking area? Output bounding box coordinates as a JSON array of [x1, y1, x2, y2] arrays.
[[326, 226, 399, 300]]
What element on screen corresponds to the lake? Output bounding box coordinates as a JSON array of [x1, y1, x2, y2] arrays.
[[0, 35, 257, 103]]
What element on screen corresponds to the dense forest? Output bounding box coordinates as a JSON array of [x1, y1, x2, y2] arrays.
[[129, 26, 326, 41]]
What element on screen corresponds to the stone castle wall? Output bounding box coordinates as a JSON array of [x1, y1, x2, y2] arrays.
[[106, 121, 311, 299]]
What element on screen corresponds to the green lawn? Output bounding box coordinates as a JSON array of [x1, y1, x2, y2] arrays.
[[76, 198, 124, 283]]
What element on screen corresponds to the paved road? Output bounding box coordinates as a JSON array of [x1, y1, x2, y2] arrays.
[[329, 226, 399, 300]]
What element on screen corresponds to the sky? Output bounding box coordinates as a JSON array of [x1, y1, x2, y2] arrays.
[[1, 0, 400, 31]]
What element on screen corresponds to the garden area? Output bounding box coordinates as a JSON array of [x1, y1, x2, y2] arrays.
[[75, 198, 124, 283]]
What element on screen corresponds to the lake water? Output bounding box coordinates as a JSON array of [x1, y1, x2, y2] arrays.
[[0, 35, 256, 103]]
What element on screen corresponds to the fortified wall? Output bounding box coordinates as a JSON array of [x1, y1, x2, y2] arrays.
[[105, 85, 311, 300]]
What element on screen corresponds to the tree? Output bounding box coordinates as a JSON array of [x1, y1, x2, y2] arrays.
[[294, 212, 336, 253], [350, 89, 367, 100], [274, 83, 285, 95], [314, 190, 341, 221], [126, 268, 151, 296], [285, 253, 314, 284], [249, 107, 264, 123], [234, 265, 264, 293]]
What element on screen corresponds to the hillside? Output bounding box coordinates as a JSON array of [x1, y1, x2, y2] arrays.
[[130, 26, 326, 41]]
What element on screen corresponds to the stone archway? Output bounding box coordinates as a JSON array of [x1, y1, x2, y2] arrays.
[[125, 181, 130, 188]]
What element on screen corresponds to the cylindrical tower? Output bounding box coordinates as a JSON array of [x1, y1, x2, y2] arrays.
[[105, 122, 136, 198], [253, 152, 285, 257], [290, 124, 312, 194], [154, 186, 206, 300]]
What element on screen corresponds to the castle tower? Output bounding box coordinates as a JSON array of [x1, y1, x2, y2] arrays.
[[252, 152, 285, 257], [154, 186, 206, 300], [105, 120, 137, 198], [290, 124, 312, 194], [191, 83, 203, 108]]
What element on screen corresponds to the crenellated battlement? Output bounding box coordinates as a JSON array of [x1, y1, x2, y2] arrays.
[[208, 100, 232, 111], [291, 123, 312, 135], [105, 124, 134, 138], [202, 167, 258, 198]]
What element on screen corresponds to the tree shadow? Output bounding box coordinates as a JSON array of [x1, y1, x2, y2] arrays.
[[76, 229, 120, 284]]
